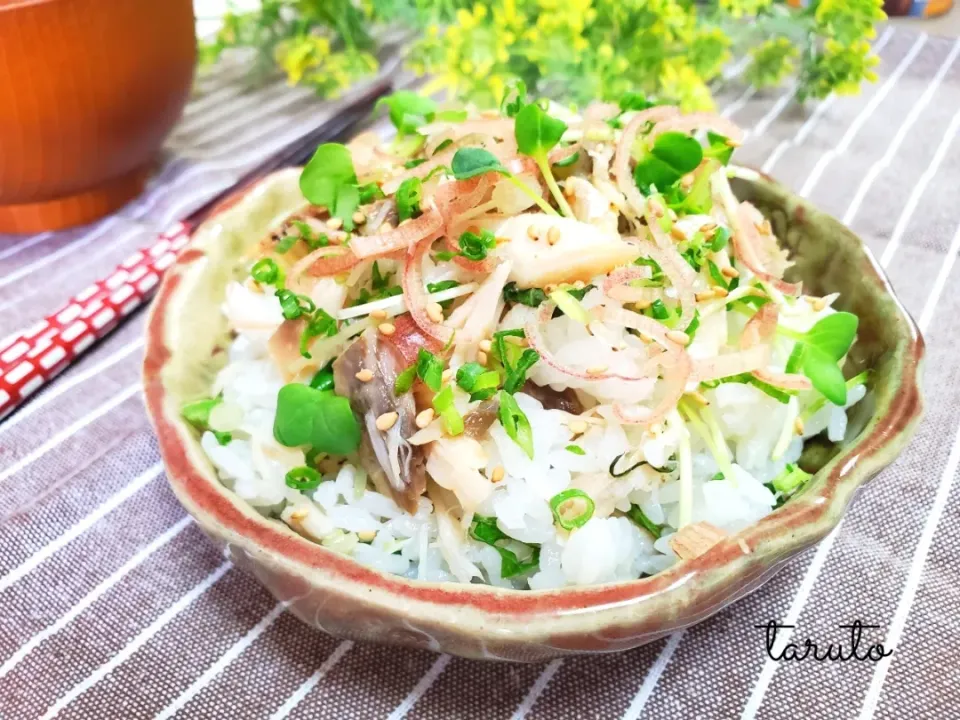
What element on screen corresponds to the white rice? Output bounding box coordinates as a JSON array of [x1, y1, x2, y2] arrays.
[[199, 281, 866, 589]]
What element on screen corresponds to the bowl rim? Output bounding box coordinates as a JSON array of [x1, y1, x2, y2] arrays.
[[143, 167, 924, 645]]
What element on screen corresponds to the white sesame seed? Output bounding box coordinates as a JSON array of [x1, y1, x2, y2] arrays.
[[376, 412, 399, 432]]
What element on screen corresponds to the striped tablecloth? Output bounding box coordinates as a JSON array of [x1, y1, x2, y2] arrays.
[[2, 25, 959, 719]]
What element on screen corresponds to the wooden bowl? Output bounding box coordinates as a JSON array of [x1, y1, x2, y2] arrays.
[[0, 0, 196, 233], [143, 167, 924, 662]]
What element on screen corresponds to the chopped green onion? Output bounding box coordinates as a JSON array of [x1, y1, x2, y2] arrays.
[[433, 385, 464, 435], [433, 138, 453, 154], [276, 289, 315, 321], [274, 236, 298, 254], [394, 365, 417, 395], [709, 226, 731, 252], [468, 515, 540, 578], [711, 471, 725, 481], [404, 158, 427, 169], [565, 444, 586, 455], [213, 431, 233, 446], [648, 299, 670, 321], [700, 373, 794, 404], [549, 289, 590, 324], [251, 258, 281, 286], [457, 229, 497, 262], [299, 308, 338, 359], [181, 397, 221, 429], [309, 364, 335, 391], [285, 466, 323, 491], [416, 349, 444, 392], [771, 463, 813, 496], [357, 182, 385, 205], [456, 363, 500, 401], [707, 260, 729, 290], [503, 282, 547, 307], [427, 279, 461, 309], [395, 177, 423, 222], [549, 489, 595, 530], [626, 505, 663, 538], [553, 151, 580, 168], [498, 390, 533, 458]]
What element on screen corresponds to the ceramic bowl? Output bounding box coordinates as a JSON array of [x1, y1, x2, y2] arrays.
[[0, 0, 196, 233], [143, 167, 924, 662]]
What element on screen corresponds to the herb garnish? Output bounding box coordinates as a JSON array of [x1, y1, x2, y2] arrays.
[[469, 514, 540, 578], [498, 390, 534, 458], [633, 131, 703, 195], [273, 383, 361, 456], [451, 147, 558, 216], [549, 489, 595, 530], [626, 505, 664, 538], [395, 177, 423, 221], [285, 466, 323, 491], [514, 101, 575, 216], [782, 312, 859, 405]]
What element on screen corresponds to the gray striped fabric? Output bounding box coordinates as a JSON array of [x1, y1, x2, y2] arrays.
[[0, 26, 955, 719]]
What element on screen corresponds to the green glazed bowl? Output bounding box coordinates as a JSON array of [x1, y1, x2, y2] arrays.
[[143, 165, 924, 662]]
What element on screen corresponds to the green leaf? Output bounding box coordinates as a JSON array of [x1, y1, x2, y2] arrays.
[[300, 143, 358, 210], [395, 177, 423, 222], [273, 384, 361, 456], [468, 515, 539, 578], [514, 102, 567, 158], [499, 80, 527, 118], [633, 132, 704, 195], [619, 92, 655, 112], [357, 182, 385, 205], [805, 312, 859, 360], [503, 282, 547, 307], [707, 260, 729, 290], [498, 390, 534, 458], [451, 147, 509, 180], [565, 444, 586, 455], [376, 90, 436, 135], [553, 151, 580, 168], [802, 346, 848, 405], [704, 132, 735, 165]]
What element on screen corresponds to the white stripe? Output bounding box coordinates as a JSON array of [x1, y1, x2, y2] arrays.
[[722, 55, 752, 81], [0, 515, 191, 678], [761, 25, 896, 175], [185, 85, 313, 149], [0, 217, 123, 291], [0, 338, 143, 437], [0, 232, 53, 263], [746, 83, 799, 141], [721, 87, 757, 119], [799, 34, 928, 198], [386, 654, 452, 720], [39, 561, 231, 720], [268, 641, 354, 720], [0, 463, 162, 593], [156, 601, 287, 720], [510, 659, 563, 720], [844, 38, 960, 225], [918, 222, 960, 331], [741, 88, 957, 718], [856, 422, 960, 718], [879, 104, 960, 266], [0, 383, 141, 488], [621, 631, 685, 720]]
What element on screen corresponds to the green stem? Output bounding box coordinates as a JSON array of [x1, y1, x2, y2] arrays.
[[507, 175, 558, 216], [535, 155, 575, 218]]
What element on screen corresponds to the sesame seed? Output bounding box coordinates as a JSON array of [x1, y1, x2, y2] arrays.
[[527, 225, 540, 241], [794, 416, 805, 435], [812, 297, 828, 312], [586, 365, 608, 376], [569, 419, 588, 435], [713, 287, 729, 298], [370, 309, 388, 320], [358, 530, 377, 542], [695, 290, 715, 302], [721, 266, 739, 278], [442, 368, 454, 383], [378, 322, 396, 336], [638, 332, 655, 343], [670, 225, 686, 241], [667, 330, 690, 346], [326, 217, 343, 230], [290, 509, 308, 521], [376, 412, 399, 432], [547, 227, 562, 245], [477, 350, 489, 366], [680, 174, 695, 189], [415, 408, 435, 429], [426, 302, 444, 323], [352, 211, 366, 225], [702, 222, 718, 236], [478, 339, 492, 353], [491, 465, 505, 483]]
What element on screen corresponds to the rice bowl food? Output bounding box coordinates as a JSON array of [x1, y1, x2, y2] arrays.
[[184, 91, 868, 591]]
